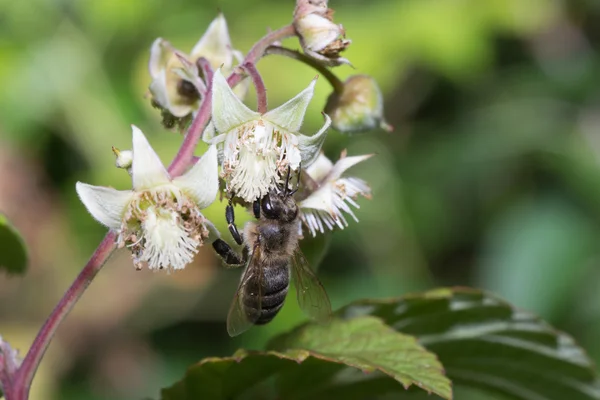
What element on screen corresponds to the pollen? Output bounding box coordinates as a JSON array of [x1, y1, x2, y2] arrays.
[[118, 188, 209, 272]]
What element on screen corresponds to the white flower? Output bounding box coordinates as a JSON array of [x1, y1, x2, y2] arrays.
[[207, 68, 331, 202], [76, 126, 219, 271], [149, 14, 247, 118], [299, 151, 372, 237]]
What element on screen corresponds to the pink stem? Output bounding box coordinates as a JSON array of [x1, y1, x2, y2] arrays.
[[6, 23, 298, 400], [9, 232, 117, 400], [168, 74, 213, 176], [227, 24, 296, 88], [243, 63, 268, 114]]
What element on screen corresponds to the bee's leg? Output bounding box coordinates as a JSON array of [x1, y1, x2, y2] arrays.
[[212, 239, 248, 268], [226, 201, 244, 245], [252, 199, 261, 219]]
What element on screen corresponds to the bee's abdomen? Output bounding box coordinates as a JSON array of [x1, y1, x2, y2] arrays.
[[244, 262, 289, 325]]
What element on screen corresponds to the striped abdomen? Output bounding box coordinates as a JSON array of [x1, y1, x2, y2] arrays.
[[243, 261, 290, 325]]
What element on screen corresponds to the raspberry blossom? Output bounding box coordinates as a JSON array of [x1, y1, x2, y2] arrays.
[[299, 151, 372, 236], [76, 126, 219, 271], [149, 14, 246, 119], [206, 69, 331, 202]]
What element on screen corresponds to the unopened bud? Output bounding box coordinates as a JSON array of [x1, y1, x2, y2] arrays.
[[324, 75, 391, 133], [112, 146, 133, 173], [293, 0, 351, 66]]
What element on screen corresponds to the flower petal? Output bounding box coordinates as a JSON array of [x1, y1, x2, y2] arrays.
[[328, 154, 373, 181], [131, 125, 171, 190], [298, 113, 331, 167], [202, 121, 217, 143], [148, 70, 170, 109], [263, 78, 316, 132], [305, 153, 334, 182], [299, 185, 334, 213], [173, 145, 219, 209], [76, 182, 133, 230], [149, 38, 175, 79], [191, 14, 234, 68], [211, 69, 259, 133]]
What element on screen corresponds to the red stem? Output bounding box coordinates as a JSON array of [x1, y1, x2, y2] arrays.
[[6, 22, 298, 400], [9, 232, 117, 400], [227, 24, 295, 88], [243, 63, 268, 114], [168, 74, 213, 176]]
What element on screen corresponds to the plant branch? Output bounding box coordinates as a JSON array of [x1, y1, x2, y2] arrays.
[[10, 231, 117, 400], [6, 23, 299, 400], [168, 76, 213, 176], [243, 63, 268, 113], [264, 46, 345, 93], [227, 24, 296, 88]]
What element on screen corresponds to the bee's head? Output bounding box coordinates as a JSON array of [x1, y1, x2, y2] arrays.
[[260, 166, 299, 222], [260, 190, 298, 222]]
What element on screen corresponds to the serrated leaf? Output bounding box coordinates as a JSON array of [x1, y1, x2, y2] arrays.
[[269, 316, 452, 399], [337, 288, 600, 400], [162, 316, 452, 400], [0, 213, 28, 275]]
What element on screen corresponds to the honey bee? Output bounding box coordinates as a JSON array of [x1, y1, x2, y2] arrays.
[[212, 168, 332, 336]]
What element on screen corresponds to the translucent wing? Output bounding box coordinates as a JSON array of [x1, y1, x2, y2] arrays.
[[291, 249, 332, 324], [226, 244, 263, 337]]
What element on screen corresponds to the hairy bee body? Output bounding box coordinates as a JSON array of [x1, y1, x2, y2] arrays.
[[214, 169, 332, 337], [241, 198, 300, 324]]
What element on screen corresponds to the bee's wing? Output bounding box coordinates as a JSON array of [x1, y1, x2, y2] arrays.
[[226, 244, 263, 337], [291, 249, 332, 324]]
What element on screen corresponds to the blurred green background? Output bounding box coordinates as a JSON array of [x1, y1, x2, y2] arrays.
[[2, 0, 600, 399]]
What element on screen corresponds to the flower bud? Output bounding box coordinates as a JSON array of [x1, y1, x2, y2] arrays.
[[112, 146, 133, 173], [324, 75, 391, 133], [293, 0, 351, 66]]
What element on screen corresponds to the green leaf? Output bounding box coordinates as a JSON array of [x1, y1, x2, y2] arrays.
[[269, 316, 451, 399], [162, 316, 452, 400], [0, 213, 28, 275], [337, 288, 600, 400]]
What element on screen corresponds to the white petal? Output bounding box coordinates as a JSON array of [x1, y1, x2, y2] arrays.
[[305, 153, 334, 182], [299, 185, 334, 213], [298, 113, 331, 167], [211, 69, 259, 133], [173, 145, 219, 209], [263, 78, 316, 132], [191, 14, 233, 68], [131, 125, 171, 190], [149, 38, 175, 78], [329, 154, 373, 181], [202, 121, 217, 143], [148, 70, 170, 109], [76, 182, 133, 230]]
